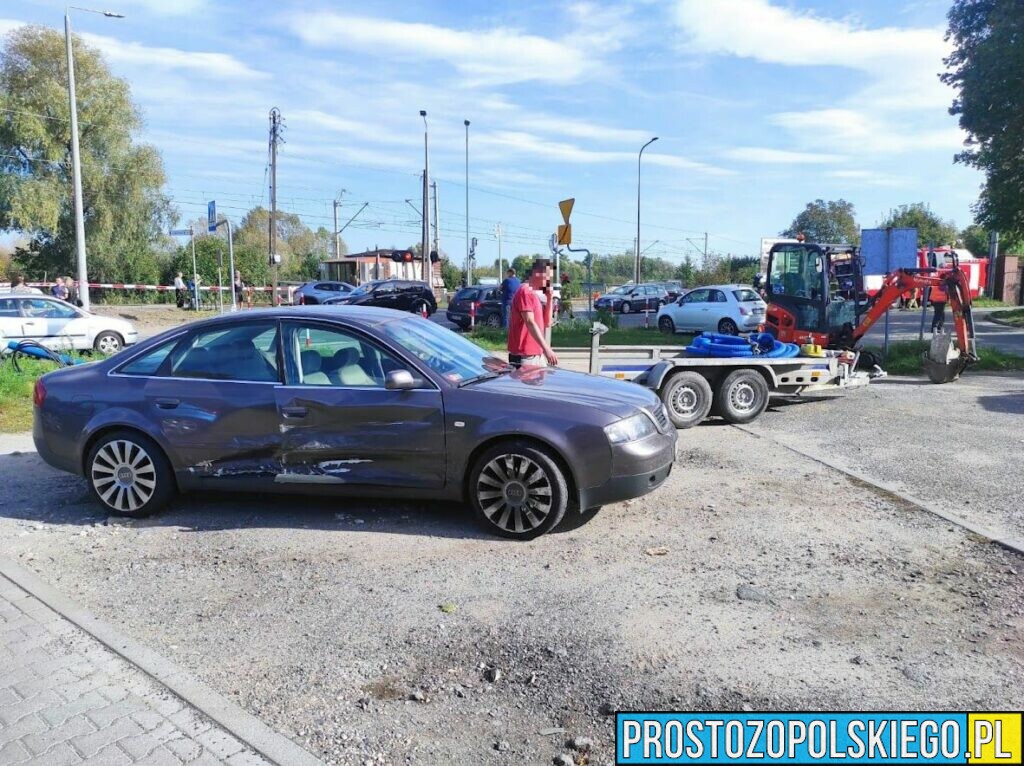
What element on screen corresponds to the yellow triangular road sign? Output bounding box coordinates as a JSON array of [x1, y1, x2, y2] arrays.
[[559, 198, 574, 224]]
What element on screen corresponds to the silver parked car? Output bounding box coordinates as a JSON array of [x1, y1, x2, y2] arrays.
[[656, 284, 767, 335], [0, 295, 138, 353]]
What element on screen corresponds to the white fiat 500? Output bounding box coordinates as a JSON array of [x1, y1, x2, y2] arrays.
[[656, 284, 767, 336], [0, 295, 138, 354]]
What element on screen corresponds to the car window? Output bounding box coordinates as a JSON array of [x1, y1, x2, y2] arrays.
[[375, 282, 397, 295], [453, 288, 475, 302], [19, 298, 78, 319], [380, 316, 505, 384], [0, 298, 19, 317], [118, 339, 177, 376], [733, 288, 760, 302], [708, 290, 727, 303], [683, 289, 710, 304], [282, 322, 403, 387], [169, 322, 280, 382], [313, 283, 331, 291]]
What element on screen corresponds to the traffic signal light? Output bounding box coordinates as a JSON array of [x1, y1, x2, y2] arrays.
[[390, 250, 414, 263], [429, 250, 439, 263]]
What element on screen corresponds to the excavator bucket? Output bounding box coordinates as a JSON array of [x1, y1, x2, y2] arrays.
[[923, 332, 966, 384]]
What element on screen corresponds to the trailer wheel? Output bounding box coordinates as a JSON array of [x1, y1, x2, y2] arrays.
[[714, 369, 769, 424], [661, 371, 713, 429]]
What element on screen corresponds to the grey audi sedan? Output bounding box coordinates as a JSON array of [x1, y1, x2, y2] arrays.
[[33, 307, 676, 539]]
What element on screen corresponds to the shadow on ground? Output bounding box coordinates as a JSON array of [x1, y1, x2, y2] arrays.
[[0, 452, 599, 541]]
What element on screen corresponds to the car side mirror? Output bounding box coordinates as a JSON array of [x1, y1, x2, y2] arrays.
[[677, 297, 685, 305], [385, 370, 416, 390]]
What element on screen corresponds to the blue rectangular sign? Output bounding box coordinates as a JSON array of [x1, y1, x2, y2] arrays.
[[208, 201, 217, 232], [861, 228, 918, 276]]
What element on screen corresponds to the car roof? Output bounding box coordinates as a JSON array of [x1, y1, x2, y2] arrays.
[[691, 284, 757, 291], [165, 305, 416, 331]]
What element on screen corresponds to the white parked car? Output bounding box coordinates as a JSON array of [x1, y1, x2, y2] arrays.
[[0, 295, 138, 354], [656, 284, 767, 335]]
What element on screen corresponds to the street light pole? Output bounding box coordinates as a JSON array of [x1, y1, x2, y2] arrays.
[[420, 110, 430, 286], [65, 6, 124, 311], [464, 119, 471, 287], [635, 136, 659, 285]]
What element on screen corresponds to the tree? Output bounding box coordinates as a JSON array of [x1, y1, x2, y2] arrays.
[[233, 207, 342, 282], [960, 223, 989, 256], [880, 203, 958, 247], [782, 199, 859, 244], [0, 26, 172, 280], [942, 1, 1024, 238]]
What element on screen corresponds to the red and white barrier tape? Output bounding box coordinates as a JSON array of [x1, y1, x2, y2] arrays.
[[8, 282, 274, 293]]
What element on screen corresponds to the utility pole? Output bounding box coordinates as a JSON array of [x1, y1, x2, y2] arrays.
[[431, 180, 440, 281], [420, 110, 430, 287], [704, 231, 709, 265], [332, 189, 348, 260], [268, 108, 282, 305], [464, 119, 471, 287], [495, 223, 503, 277]]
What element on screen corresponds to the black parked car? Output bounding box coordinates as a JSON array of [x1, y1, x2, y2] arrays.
[[447, 285, 503, 329], [593, 283, 669, 314], [657, 281, 685, 301], [324, 279, 436, 316], [32, 307, 676, 539]]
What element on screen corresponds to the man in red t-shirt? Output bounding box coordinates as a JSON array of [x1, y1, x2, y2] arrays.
[[508, 258, 559, 367]]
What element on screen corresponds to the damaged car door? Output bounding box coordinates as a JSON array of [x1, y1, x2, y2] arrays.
[[129, 321, 284, 486], [274, 320, 445, 489]]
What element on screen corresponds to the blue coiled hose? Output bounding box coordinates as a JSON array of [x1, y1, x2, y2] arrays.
[[685, 332, 799, 359]]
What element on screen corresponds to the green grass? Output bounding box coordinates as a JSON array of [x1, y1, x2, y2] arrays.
[[0, 354, 99, 433], [990, 308, 1024, 327], [866, 340, 1024, 376], [973, 297, 1009, 308], [469, 322, 692, 351]]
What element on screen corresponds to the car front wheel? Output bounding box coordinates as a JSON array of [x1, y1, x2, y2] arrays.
[[469, 440, 569, 540], [87, 430, 176, 517], [93, 331, 124, 355], [621, 301, 632, 314], [658, 315, 675, 334]]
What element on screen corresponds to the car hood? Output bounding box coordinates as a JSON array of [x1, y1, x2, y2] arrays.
[[466, 367, 658, 422]]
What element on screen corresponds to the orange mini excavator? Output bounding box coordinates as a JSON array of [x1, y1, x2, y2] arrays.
[[761, 240, 978, 384]]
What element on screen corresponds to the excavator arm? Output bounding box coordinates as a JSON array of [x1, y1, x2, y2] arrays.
[[851, 267, 978, 383]]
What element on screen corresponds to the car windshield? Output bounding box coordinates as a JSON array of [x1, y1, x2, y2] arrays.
[[380, 317, 509, 384]]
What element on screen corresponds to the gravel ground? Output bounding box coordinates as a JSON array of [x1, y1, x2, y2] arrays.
[[1, 423, 1022, 765], [745, 372, 1024, 542]]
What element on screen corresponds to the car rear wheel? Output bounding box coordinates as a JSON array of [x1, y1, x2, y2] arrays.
[[658, 315, 675, 335], [717, 318, 739, 335], [714, 369, 769, 424], [621, 301, 632, 314], [484, 312, 502, 328], [661, 371, 713, 429], [469, 440, 569, 540], [93, 331, 124, 355], [87, 430, 175, 518]]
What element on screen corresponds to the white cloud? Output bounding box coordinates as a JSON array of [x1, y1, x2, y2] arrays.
[[81, 32, 265, 80], [510, 115, 651, 144], [673, 0, 961, 161], [115, 0, 206, 16], [724, 147, 845, 164], [0, 18, 22, 37], [474, 130, 730, 175], [287, 13, 591, 86]]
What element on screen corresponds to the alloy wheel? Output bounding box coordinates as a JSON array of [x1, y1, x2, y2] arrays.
[[91, 439, 157, 513], [96, 333, 122, 354], [475, 454, 553, 534]]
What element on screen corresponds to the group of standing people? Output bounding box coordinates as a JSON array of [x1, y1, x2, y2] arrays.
[[8, 275, 80, 305], [172, 270, 251, 310]]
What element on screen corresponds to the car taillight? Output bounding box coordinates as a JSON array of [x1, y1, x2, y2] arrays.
[[738, 307, 750, 315], [33, 379, 46, 408], [299, 294, 305, 305]]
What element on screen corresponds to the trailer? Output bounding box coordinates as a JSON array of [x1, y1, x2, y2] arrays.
[[590, 344, 871, 428]]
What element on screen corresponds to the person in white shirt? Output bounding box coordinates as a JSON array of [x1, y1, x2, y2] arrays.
[[173, 272, 186, 309]]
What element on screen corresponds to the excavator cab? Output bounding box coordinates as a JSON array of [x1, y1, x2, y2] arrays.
[[763, 242, 861, 346]]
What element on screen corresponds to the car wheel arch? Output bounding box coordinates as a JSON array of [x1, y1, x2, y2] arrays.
[[80, 422, 178, 488], [462, 434, 579, 509]]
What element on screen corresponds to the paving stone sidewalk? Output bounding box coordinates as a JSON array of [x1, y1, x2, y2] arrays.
[[0, 573, 270, 766]]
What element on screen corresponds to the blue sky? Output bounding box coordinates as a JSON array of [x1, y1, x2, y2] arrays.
[[2, 0, 980, 267]]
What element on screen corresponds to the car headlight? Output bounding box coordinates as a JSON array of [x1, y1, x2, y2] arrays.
[[604, 412, 657, 444]]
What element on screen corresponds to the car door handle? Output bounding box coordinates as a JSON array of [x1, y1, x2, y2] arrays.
[[282, 406, 308, 419], [155, 398, 180, 409]]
